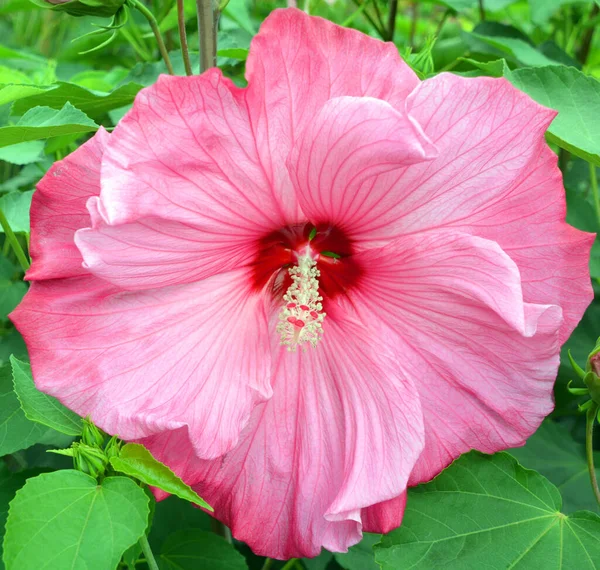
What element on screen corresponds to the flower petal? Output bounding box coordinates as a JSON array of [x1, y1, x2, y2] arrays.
[[361, 494, 406, 534], [26, 128, 109, 281], [141, 314, 424, 558], [246, 7, 419, 221], [75, 197, 256, 290], [347, 230, 562, 484], [10, 268, 271, 459], [288, 96, 435, 231], [99, 70, 285, 232]]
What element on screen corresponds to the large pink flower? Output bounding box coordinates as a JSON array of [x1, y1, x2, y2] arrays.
[[11, 8, 593, 559]]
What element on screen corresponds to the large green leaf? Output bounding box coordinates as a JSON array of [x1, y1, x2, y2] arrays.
[[334, 533, 380, 570], [375, 452, 600, 569], [157, 530, 248, 570], [0, 191, 33, 234], [11, 82, 143, 119], [0, 364, 48, 457], [466, 32, 558, 66], [10, 356, 83, 437], [3, 471, 149, 570], [510, 420, 600, 513], [0, 103, 97, 148], [505, 65, 600, 166], [110, 443, 212, 509]]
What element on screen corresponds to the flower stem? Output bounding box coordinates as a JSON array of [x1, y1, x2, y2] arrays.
[[387, 0, 398, 41], [260, 558, 273, 570], [478, 0, 485, 20], [138, 534, 159, 570], [0, 207, 30, 272], [177, 0, 193, 75], [590, 162, 600, 227], [281, 559, 300, 570], [129, 0, 174, 74], [197, 0, 217, 73], [586, 403, 600, 509]]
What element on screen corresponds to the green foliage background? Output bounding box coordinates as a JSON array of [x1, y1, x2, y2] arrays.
[[1, 0, 600, 568]]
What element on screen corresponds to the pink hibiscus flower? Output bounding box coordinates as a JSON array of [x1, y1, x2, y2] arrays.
[[11, 8, 594, 559]]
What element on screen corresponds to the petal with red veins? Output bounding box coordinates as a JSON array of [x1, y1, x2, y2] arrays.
[[452, 143, 594, 343], [140, 314, 424, 559], [99, 70, 285, 235], [27, 128, 109, 281], [288, 96, 435, 231], [75, 197, 256, 290], [245, 7, 419, 221], [10, 269, 271, 460], [346, 230, 562, 484], [361, 494, 406, 534]]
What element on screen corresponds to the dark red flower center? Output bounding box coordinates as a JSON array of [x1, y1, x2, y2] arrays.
[[251, 222, 362, 303]]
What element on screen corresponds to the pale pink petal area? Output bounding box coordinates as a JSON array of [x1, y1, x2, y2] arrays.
[[141, 314, 424, 559], [99, 69, 285, 233], [10, 268, 271, 460], [26, 128, 109, 281], [245, 7, 419, 221], [452, 144, 594, 343], [75, 197, 256, 290], [361, 494, 406, 534], [288, 96, 436, 231], [346, 230, 562, 484]]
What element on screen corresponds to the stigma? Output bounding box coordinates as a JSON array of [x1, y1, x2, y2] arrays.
[[277, 251, 325, 351]]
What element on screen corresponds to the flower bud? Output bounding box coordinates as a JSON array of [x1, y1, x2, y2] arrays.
[[81, 417, 106, 449], [32, 0, 126, 18], [73, 443, 109, 479], [104, 435, 122, 461]]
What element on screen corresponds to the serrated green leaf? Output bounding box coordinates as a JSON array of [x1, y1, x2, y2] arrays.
[[505, 66, 600, 166], [375, 452, 600, 570], [0, 364, 49, 456], [0, 191, 33, 234], [157, 529, 248, 570], [10, 356, 83, 437], [3, 470, 149, 570], [0, 103, 97, 148], [510, 420, 600, 513], [110, 443, 212, 510], [335, 533, 380, 570], [11, 81, 143, 119]]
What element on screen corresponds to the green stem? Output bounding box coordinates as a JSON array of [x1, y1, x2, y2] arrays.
[[386, 0, 398, 41], [261, 558, 273, 570], [0, 207, 30, 272], [129, 0, 174, 74], [478, 0, 485, 20], [281, 559, 300, 570], [138, 534, 159, 570], [177, 0, 193, 75], [590, 162, 600, 227], [586, 404, 600, 509]]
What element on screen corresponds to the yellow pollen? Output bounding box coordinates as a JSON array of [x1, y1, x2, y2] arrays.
[[277, 254, 325, 351]]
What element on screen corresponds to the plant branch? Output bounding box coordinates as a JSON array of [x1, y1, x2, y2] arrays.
[[0, 207, 29, 272], [387, 0, 398, 41], [478, 0, 485, 21], [350, 0, 386, 40], [128, 0, 174, 74], [409, 1, 418, 49], [177, 0, 193, 74], [281, 559, 300, 570], [586, 404, 600, 509], [197, 0, 217, 72], [138, 534, 159, 570]]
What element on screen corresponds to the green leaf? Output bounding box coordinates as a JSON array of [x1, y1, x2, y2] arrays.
[[11, 81, 143, 120], [223, 0, 256, 34], [159, 0, 196, 33], [0, 142, 44, 165], [0, 279, 26, 320], [0, 191, 33, 234], [303, 551, 334, 570], [0, 364, 49, 456], [10, 356, 83, 437], [510, 420, 600, 513], [0, 103, 98, 148], [109, 443, 212, 510], [467, 32, 558, 66], [0, 84, 46, 107], [334, 533, 381, 570], [157, 529, 248, 570], [375, 452, 600, 570], [529, 0, 581, 25], [505, 66, 600, 166], [3, 470, 149, 570]]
